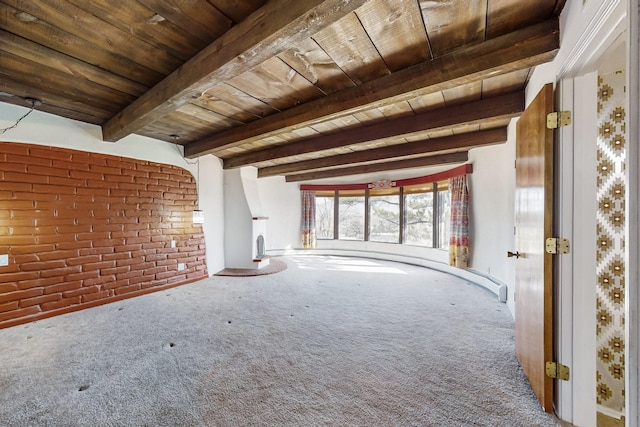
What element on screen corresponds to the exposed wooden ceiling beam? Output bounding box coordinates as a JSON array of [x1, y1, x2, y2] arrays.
[[186, 18, 558, 158], [284, 152, 469, 182], [258, 127, 507, 177], [224, 91, 523, 168], [101, 0, 370, 142]]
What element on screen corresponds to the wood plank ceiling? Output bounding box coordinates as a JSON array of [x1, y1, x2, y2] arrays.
[[0, 0, 565, 182]]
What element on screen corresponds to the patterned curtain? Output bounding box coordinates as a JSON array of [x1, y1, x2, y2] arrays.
[[301, 190, 316, 249], [449, 175, 470, 268]]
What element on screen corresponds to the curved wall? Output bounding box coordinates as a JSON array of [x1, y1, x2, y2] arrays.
[[258, 173, 513, 305], [270, 244, 508, 303]]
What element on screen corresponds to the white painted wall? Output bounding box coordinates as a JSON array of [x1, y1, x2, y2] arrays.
[[1, 103, 196, 174], [257, 176, 300, 251], [200, 155, 225, 274], [240, 167, 265, 217], [467, 123, 517, 313], [223, 168, 254, 269], [0, 102, 225, 276], [222, 166, 272, 268], [256, 164, 508, 301]]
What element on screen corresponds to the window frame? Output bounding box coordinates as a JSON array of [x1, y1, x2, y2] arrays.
[[305, 164, 471, 249], [313, 180, 450, 248]]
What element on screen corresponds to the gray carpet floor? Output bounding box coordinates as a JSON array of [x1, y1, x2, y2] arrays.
[[0, 255, 560, 426]]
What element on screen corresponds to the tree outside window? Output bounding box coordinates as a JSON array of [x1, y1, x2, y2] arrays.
[[307, 180, 451, 248], [338, 195, 364, 240], [437, 187, 451, 249], [404, 191, 434, 247], [369, 193, 400, 243], [315, 196, 334, 239]]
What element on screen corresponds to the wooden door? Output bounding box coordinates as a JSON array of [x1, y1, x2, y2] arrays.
[[514, 83, 554, 412]]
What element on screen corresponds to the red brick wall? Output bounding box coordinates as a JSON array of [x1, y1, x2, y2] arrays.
[[0, 142, 208, 328]]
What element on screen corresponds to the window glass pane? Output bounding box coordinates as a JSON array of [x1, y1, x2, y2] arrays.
[[438, 186, 451, 249], [404, 192, 433, 247], [338, 196, 365, 240], [315, 196, 334, 239], [369, 194, 400, 243]]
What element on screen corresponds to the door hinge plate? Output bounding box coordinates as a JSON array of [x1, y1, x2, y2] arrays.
[[545, 237, 570, 254], [546, 111, 571, 129], [546, 361, 570, 381]]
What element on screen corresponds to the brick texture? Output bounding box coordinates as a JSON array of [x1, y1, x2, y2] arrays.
[[0, 142, 208, 328]]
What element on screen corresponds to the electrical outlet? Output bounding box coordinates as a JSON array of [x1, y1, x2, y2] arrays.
[[170, 240, 176, 248], [0, 254, 8, 267], [177, 263, 185, 271]]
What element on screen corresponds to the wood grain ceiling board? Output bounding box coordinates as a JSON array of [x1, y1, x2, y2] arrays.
[[206, 0, 269, 24], [352, 108, 388, 124], [199, 83, 278, 120], [0, 53, 119, 117], [0, 0, 566, 179], [143, 111, 235, 142], [0, 78, 109, 125], [454, 118, 509, 134], [0, 2, 165, 85], [442, 81, 483, 107], [102, 0, 371, 142], [186, 18, 560, 157], [0, 29, 148, 98], [0, 50, 129, 117], [258, 128, 507, 177], [158, 113, 231, 139], [222, 91, 524, 168], [312, 12, 390, 85], [212, 110, 366, 155], [177, 104, 244, 130], [284, 151, 469, 182], [481, 68, 531, 97], [136, 0, 233, 44], [277, 38, 356, 95], [226, 56, 325, 111], [206, 67, 522, 161], [137, 126, 184, 144], [64, 0, 209, 61], [407, 91, 447, 113], [210, 146, 248, 157], [419, 0, 487, 57], [355, 0, 431, 71], [3, 0, 182, 75], [486, 0, 562, 38], [309, 115, 363, 134], [257, 145, 360, 167], [276, 127, 322, 141], [377, 101, 416, 120], [216, 135, 293, 158], [190, 93, 259, 124]]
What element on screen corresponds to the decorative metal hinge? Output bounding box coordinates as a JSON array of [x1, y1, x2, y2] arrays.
[[546, 111, 571, 129], [545, 237, 570, 254], [546, 361, 570, 381]]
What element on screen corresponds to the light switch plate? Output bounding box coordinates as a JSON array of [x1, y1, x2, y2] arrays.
[[177, 263, 185, 271], [0, 254, 8, 267]]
